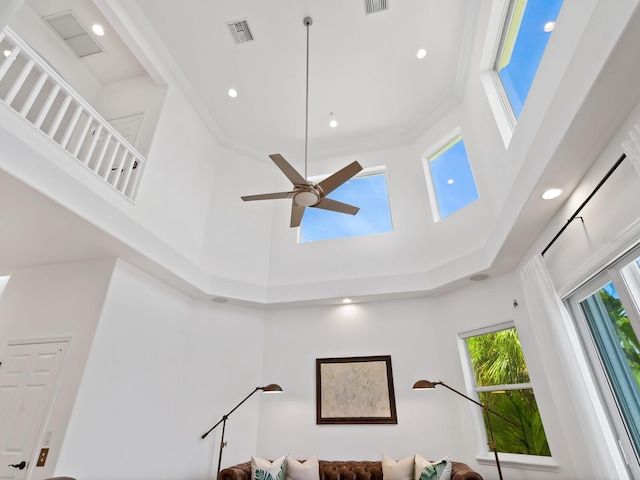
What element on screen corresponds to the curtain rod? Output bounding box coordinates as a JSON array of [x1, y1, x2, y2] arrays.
[[541, 152, 627, 257]]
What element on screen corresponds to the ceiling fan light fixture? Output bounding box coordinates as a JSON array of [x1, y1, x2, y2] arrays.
[[240, 17, 363, 228], [294, 191, 319, 207]]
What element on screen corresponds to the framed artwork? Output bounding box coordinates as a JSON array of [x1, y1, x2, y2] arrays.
[[316, 355, 397, 424]]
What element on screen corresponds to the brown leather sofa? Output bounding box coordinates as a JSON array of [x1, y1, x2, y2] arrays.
[[218, 459, 483, 480]]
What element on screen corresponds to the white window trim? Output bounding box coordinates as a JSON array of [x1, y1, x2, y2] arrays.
[[479, 0, 516, 148], [457, 321, 559, 470], [422, 127, 479, 223]]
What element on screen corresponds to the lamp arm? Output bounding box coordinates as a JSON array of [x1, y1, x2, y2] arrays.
[[435, 381, 519, 428], [201, 387, 261, 439]]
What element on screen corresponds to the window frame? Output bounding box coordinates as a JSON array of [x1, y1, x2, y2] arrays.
[[458, 321, 559, 472], [566, 246, 640, 478], [479, 0, 563, 148], [422, 129, 479, 222]]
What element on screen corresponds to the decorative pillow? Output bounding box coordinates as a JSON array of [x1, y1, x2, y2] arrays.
[[382, 454, 414, 480], [286, 456, 320, 480], [251, 455, 287, 480], [414, 455, 451, 480]]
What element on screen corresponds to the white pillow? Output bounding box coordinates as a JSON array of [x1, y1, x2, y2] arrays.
[[251, 455, 287, 480], [382, 455, 414, 480], [414, 455, 451, 480], [286, 456, 320, 480]]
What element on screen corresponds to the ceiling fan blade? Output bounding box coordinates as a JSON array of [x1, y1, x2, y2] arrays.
[[317, 161, 363, 195], [269, 154, 308, 186], [241, 191, 292, 201], [290, 204, 306, 227], [314, 197, 360, 215]]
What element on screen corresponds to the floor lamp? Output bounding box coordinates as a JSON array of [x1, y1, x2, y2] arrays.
[[413, 380, 519, 480], [201, 383, 283, 476]]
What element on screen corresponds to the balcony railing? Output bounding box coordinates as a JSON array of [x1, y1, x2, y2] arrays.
[[0, 27, 144, 200]]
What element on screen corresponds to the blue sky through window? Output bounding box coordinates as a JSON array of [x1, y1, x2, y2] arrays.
[[498, 0, 564, 118], [300, 173, 392, 242], [429, 137, 479, 219]]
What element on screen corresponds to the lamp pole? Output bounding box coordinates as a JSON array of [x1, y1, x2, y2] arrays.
[[413, 380, 518, 480], [201, 384, 282, 476]]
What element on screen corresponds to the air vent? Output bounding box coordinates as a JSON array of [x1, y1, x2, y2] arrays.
[[44, 11, 103, 58], [227, 20, 254, 43], [364, 0, 388, 14]]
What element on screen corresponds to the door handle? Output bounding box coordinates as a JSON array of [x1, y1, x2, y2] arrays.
[[8, 461, 26, 470]]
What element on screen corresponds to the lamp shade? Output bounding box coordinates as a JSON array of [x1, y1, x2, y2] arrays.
[[412, 380, 437, 389], [261, 383, 283, 392]]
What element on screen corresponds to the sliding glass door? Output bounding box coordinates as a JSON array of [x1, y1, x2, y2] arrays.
[[568, 247, 640, 475]]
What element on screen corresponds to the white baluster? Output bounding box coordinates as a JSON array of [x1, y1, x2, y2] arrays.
[[4, 59, 34, 105], [60, 104, 83, 149], [84, 124, 103, 165], [93, 132, 112, 173], [0, 46, 20, 82], [48, 93, 72, 138], [72, 115, 93, 158], [19, 71, 47, 117], [102, 141, 121, 180], [111, 150, 128, 187], [33, 84, 60, 129]]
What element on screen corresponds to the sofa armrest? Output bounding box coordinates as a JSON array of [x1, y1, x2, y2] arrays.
[[451, 462, 483, 480], [219, 461, 251, 480]]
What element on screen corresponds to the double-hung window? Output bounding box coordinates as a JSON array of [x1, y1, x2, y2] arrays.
[[460, 322, 551, 461], [567, 246, 640, 476]]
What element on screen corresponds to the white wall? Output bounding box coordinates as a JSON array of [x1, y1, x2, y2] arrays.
[[0, 258, 116, 480], [55, 260, 267, 480], [257, 271, 599, 480]]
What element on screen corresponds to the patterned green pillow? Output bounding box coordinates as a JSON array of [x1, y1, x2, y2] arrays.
[[414, 455, 451, 480], [251, 455, 287, 480]]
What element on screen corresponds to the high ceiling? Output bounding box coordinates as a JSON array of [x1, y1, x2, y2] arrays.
[[132, 0, 473, 158], [4, 0, 640, 305]]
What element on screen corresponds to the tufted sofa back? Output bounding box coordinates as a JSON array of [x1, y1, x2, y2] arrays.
[[319, 461, 383, 480], [218, 459, 483, 480]]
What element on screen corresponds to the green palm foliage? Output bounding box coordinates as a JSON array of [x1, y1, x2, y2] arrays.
[[467, 328, 551, 456], [599, 288, 640, 386]]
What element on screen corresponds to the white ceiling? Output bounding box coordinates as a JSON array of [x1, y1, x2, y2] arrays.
[[132, 0, 473, 157]]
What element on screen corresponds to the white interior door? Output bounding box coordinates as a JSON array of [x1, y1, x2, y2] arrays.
[[0, 341, 67, 480]]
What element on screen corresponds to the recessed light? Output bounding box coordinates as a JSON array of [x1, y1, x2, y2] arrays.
[[92, 24, 105, 36], [544, 21, 555, 32], [542, 188, 562, 200], [416, 48, 427, 59], [342, 298, 352, 304], [228, 88, 238, 98], [3, 50, 11, 57], [447, 179, 455, 185]]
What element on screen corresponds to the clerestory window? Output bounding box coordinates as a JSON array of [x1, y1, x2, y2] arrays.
[[495, 0, 564, 120], [424, 135, 479, 221], [300, 169, 392, 242]]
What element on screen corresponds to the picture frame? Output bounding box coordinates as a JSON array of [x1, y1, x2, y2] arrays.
[[316, 355, 397, 424]]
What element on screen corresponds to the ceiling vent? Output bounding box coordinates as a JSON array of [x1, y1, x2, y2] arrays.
[[43, 11, 103, 58], [364, 0, 388, 14], [227, 20, 254, 43]]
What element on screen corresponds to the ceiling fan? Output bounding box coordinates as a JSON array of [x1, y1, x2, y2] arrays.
[[241, 17, 363, 228]]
